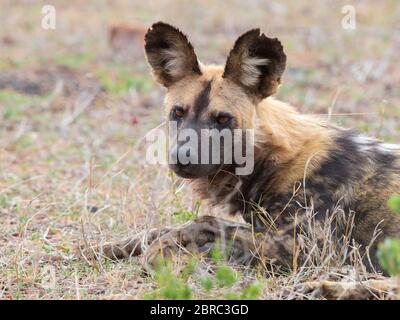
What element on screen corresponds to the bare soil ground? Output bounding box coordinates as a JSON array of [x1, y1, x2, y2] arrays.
[[0, 0, 399, 299]]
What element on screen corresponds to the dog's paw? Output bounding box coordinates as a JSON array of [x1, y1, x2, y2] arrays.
[[77, 236, 144, 262], [140, 230, 187, 272]]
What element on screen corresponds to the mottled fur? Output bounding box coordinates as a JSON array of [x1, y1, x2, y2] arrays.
[[88, 22, 400, 273]]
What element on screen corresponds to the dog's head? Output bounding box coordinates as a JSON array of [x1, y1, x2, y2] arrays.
[[144, 22, 286, 178]]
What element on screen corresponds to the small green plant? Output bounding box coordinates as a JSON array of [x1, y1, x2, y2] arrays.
[[144, 246, 265, 300], [216, 265, 237, 288], [200, 275, 213, 292], [388, 195, 400, 214], [240, 281, 264, 300], [211, 246, 264, 299], [171, 200, 200, 224], [172, 207, 197, 223], [0, 195, 10, 208], [144, 260, 193, 300], [377, 195, 400, 276], [377, 238, 400, 276]]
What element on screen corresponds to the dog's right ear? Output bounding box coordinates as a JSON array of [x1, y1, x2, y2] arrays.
[[144, 22, 202, 88]]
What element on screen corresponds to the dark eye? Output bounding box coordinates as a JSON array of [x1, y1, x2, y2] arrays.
[[173, 106, 185, 119], [216, 113, 232, 126]]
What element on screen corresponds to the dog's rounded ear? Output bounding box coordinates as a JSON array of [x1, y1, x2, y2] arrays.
[[144, 22, 202, 88], [223, 29, 286, 102]]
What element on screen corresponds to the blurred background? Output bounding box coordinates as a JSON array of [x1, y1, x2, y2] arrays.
[[0, 0, 399, 299]]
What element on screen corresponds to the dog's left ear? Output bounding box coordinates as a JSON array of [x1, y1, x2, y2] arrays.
[[223, 29, 286, 101]]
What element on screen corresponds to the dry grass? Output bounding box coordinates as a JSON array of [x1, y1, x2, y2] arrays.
[[0, 0, 399, 299]]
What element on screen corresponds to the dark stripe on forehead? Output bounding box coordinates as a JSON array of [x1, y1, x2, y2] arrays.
[[193, 80, 212, 118]]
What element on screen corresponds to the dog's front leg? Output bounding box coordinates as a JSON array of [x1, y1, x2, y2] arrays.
[[142, 216, 298, 272], [142, 215, 260, 271], [79, 227, 172, 261]]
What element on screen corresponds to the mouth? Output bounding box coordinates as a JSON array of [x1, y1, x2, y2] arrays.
[[169, 163, 222, 179], [173, 168, 198, 179], [169, 164, 199, 179]]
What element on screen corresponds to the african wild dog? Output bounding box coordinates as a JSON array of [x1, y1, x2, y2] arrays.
[[86, 22, 400, 273]]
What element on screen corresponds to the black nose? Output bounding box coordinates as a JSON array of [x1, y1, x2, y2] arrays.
[[175, 157, 189, 168]]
